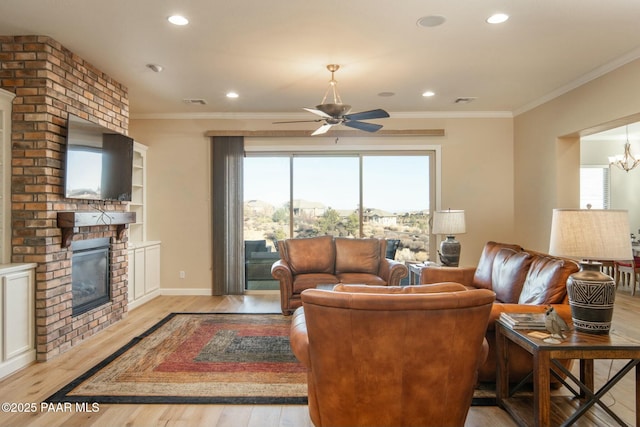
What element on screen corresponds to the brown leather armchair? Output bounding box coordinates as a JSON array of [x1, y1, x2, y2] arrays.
[[290, 283, 495, 427], [272, 236, 408, 315]]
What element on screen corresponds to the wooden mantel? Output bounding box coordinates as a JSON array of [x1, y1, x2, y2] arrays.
[[57, 211, 136, 248]]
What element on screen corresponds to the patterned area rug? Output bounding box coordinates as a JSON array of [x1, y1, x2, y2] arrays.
[[46, 313, 307, 404]]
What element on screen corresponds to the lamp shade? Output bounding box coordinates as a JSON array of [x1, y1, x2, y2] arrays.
[[548, 209, 632, 261], [432, 210, 466, 235]]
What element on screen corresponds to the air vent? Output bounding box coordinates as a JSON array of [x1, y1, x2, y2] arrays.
[[454, 97, 476, 104], [182, 98, 208, 105]]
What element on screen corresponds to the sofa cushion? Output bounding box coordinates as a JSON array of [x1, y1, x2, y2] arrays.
[[335, 238, 381, 275], [473, 241, 523, 289], [519, 255, 578, 304], [284, 235, 335, 275], [292, 273, 339, 294], [336, 272, 387, 286], [491, 248, 533, 303]]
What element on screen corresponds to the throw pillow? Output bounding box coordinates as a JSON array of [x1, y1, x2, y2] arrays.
[[491, 248, 533, 303], [334, 238, 380, 275], [284, 235, 335, 275]]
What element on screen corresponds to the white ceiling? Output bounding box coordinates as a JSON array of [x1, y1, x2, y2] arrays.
[[1, 0, 640, 123]]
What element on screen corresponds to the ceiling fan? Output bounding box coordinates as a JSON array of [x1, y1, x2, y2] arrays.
[[274, 64, 390, 135]]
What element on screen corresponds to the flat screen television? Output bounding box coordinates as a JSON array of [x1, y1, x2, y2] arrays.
[[64, 114, 134, 201]]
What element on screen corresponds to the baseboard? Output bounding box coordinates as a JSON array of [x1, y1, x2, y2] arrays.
[[159, 288, 213, 296], [128, 289, 161, 310], [0, 349, 36, 380]]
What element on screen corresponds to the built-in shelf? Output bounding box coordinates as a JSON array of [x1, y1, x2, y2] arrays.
[[57, 211, 136, 248]]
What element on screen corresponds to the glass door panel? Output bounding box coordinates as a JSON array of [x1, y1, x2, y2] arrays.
[[362, 155, 431, 263], [243, 156, 290, 290], [292, 156, 359, 238]]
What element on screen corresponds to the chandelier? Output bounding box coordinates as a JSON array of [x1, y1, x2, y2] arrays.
[[608, 126, 640, 172]]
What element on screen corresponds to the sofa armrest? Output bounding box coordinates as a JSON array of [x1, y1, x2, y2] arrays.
[[419, 266, 476, 286], [271, 258, 293, 282], [333, 282, 468, 294], [377, 259, 408, 285], [271, 259, 294, 312], [289, 307, 310, 368]]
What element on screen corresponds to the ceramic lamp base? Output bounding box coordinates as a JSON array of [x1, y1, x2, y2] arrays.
[[438, 236, 460, 267], [566, 262, 616, 334]]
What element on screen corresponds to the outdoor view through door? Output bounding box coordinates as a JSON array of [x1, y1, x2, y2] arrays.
[[243, 153, 433, 291]]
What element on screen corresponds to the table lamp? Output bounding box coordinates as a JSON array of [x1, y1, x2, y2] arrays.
[[548, 208, 632, 334], [431, 209, 466, 267]]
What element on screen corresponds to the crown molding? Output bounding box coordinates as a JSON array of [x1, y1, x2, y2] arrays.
[[513, 46, 640, 117], [131, 110, 513, 120]]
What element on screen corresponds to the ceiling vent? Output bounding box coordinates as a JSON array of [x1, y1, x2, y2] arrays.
[[182, 98, 208, 105], [454, 97, 477, 104]]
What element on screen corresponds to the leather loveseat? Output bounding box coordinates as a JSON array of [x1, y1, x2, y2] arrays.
[[290, 283, 495, 427], [271, 235, 408, 315], [419, 241, 580, 383]]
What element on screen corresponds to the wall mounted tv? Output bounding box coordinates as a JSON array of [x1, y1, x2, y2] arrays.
[[64, 114, 134, 202]]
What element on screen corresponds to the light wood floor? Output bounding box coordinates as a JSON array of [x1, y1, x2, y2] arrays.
[[0, 288, 639, 427]]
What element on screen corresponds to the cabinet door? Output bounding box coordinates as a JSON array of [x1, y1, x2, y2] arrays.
[[2, 270, 34, 360], [134, 248, 146, 299], [144, 244, 161, 293]]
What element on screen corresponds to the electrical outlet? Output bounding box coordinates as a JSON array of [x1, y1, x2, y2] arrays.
[[179, 271, 186, 279]]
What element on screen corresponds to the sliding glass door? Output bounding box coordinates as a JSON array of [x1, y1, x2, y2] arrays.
[[243, 151, 434, 290], [292, 156, 360, 238]]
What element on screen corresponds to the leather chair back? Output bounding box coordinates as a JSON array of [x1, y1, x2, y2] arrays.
[[294, 284, 495, 427]]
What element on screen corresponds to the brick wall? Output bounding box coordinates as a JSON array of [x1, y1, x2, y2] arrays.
[[0, 35, 130, 360]]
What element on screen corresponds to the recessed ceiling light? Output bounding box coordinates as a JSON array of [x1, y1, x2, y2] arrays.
[[417, 15, 446, 28], [146, 64, 163, 73], [454, 97, 477, 104], [378, 92, 395, 97], [422, 91, 435, 97], [168, 15, 189, 26], [487, 13, 509, 24], [183, 98, 207, 105], [226, 92, 239, 99]]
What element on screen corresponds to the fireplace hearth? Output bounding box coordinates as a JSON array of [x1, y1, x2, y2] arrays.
[[71, 238, 111, 316]]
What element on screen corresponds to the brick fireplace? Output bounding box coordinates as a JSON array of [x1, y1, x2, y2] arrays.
[[0, 35, 130, 361]]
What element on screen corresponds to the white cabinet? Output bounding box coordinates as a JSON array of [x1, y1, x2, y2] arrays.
[[127, 241, 161, 310], [126, 142, 160, 310], [0, 89, 15, 264], [0, 263, 37, 379], [129, 142, 147, 243]]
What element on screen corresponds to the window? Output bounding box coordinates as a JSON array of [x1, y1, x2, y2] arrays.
[[243, 152, 434, 290], [580, 166, 609, 209]]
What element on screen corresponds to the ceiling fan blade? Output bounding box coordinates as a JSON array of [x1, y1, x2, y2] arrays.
[[273, 119, 323, 124], [303, 107, 332, 118], [311, 123, 334, 136], [344, 109, 389, 121], [343, 120, 383, 132]]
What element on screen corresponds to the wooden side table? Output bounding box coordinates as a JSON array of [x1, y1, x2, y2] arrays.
[[495, 318, 640, 427]]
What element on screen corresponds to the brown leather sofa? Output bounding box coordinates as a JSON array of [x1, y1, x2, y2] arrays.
[[290, 283, 495, 427], [419, 241, 580, 383], [271, 236, 408, 315]]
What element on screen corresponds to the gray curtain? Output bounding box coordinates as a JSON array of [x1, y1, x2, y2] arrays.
[[211, 136, 244, 295]]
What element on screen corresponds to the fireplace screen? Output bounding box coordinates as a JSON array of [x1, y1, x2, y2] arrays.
[[71, 238, 110, 316]]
